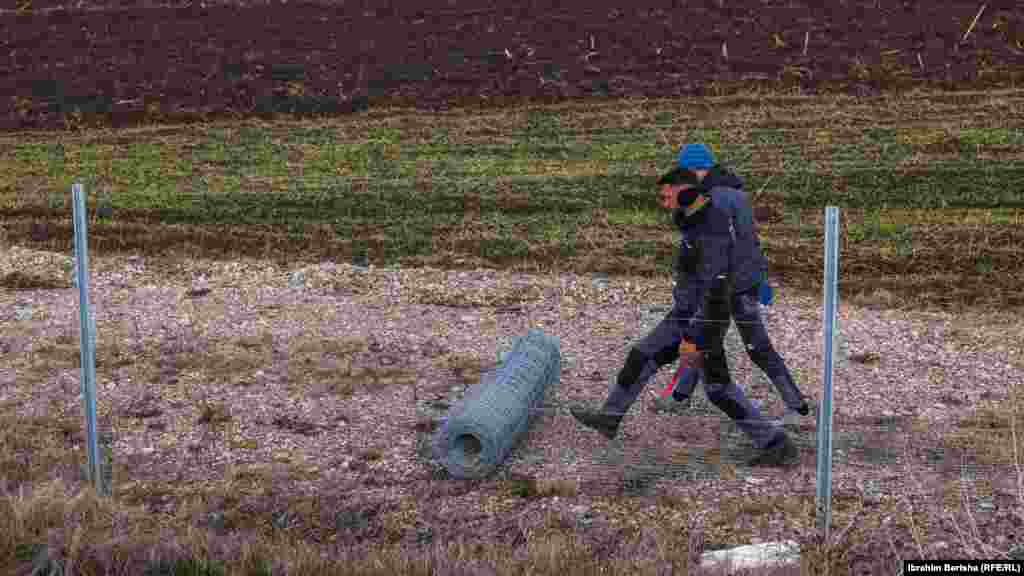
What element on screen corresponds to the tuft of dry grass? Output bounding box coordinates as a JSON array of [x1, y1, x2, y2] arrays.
[[0, 270, 69, 290], [196, 399, 233, 427], [501, 475, 580, 500], [0, 453, 1016, 575], [944, 406, 1024, 466], [4, 335, 1022, 572], [358, 447, 385, 462]]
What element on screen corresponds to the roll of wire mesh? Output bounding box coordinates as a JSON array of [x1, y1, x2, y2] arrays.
[[431, 328, 561, 479]]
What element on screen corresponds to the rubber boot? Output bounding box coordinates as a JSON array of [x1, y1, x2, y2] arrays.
[[570, 405, 623, 440], [747, 432, 799, 467]]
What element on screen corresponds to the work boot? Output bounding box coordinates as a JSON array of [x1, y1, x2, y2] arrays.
[[748, 433, 799, 467], [570, 406, 623, 440]]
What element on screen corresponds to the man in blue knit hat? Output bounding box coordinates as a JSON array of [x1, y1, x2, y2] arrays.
[[669, 143, 810, 424], [570, 156, 800, 467]]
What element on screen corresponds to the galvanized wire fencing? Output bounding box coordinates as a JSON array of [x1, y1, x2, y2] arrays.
[[60, 179, 1021, 557]]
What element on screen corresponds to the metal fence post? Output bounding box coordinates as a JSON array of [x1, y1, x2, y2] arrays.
[[816, 206, 840, 542], [72, 183, 107, 497]]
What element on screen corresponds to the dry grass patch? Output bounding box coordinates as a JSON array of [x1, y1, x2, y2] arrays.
[[435, 350, 485, 385], [158, 329, 279, 388], [93, 333, 136, 373], [125, 461, 322, 535], [177, 484, 278, 538], [2, 476, 288, 576], [212, 346, 268, 386], [944, 406, 1022, 466], [235, 331, 274, 351], [0, 449, 1009, 576], [1, 219, 76, 261], [0, 270, 70, 290], [357, 447, 385, 462], [675, 489, 919, 574], [281, 333, 415, 396], [26, 330, 80, 374], [405, 271, 546, 309], [318, 536, 606, 576], [0, 407, 87, 489], [501, 475, 580, 500], [849, 287, 900, 310], [196, 399, 233, 427]]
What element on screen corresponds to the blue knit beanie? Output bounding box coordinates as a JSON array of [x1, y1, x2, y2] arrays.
[[678, 143, 715, 170]]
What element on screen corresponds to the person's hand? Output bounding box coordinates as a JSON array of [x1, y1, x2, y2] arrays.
[[678, 339, 704, 369], [679, 339, 698, 355]]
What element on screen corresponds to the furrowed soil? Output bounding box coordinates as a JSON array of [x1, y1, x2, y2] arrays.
[[2, 0, 1023, 131]]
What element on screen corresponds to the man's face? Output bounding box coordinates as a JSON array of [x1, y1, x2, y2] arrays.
[[660, 183, 692, 210]]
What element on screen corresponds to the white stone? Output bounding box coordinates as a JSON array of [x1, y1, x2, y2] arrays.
[[700, 540, 801, 571]]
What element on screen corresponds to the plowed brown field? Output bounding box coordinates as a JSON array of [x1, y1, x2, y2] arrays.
[[3, 0, 1023, 131]]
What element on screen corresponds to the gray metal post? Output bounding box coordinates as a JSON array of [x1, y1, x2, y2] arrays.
[[816, 206, 840, 541], [72, 183, 106, 497]]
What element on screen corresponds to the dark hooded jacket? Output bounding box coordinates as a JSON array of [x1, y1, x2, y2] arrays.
[[669, 165, 768, 326], [676, 184, 767, 348]]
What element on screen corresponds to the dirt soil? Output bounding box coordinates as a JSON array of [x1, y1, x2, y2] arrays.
[[3, 0, 1023, 131], [3, 2, 1024, 572]]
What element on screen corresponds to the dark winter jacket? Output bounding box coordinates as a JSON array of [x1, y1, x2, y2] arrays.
[[674, 184, 768, 348], [672, 165, 744, 224], [670, 165, 766, 318]]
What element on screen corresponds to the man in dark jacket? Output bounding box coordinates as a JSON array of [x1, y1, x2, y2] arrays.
[[570, 160, 799, 467], [670, 144, 810, 423]]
